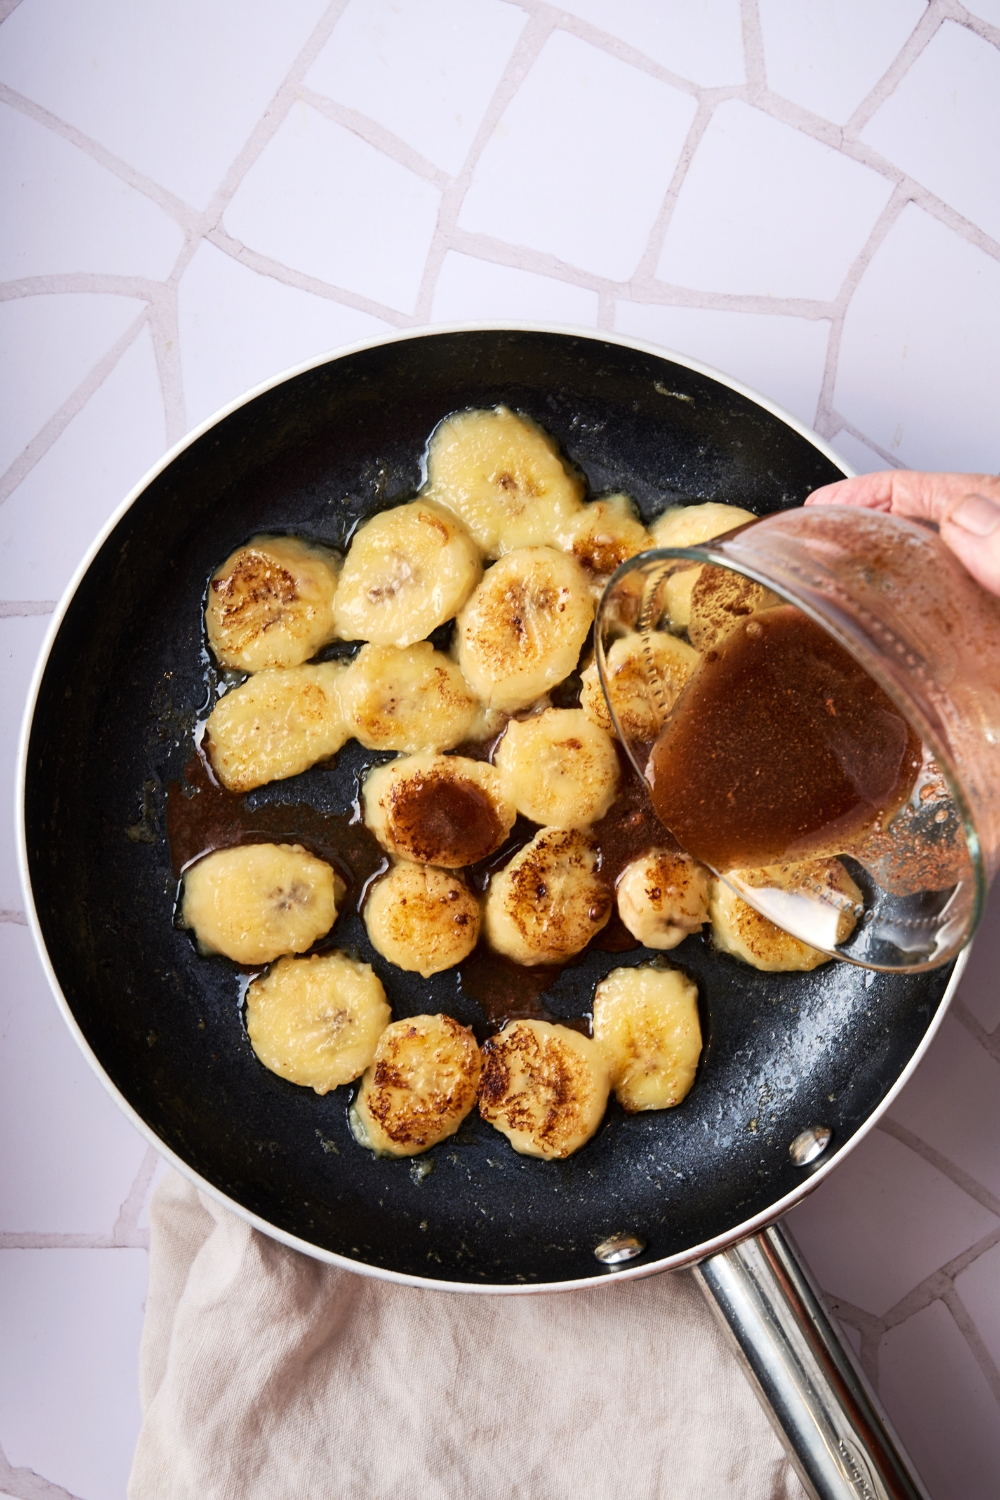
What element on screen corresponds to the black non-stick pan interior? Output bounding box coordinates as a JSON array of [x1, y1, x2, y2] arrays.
[[23, 330, 954, 1285]]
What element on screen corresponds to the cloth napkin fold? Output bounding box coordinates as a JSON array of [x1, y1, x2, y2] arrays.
[[129, 1168, 805, 1500]]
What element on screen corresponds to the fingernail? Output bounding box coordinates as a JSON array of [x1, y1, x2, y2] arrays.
[[950, 494, 1000, 537]]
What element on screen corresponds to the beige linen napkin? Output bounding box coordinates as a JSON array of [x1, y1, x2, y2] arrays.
[[129, 1168, 805, 1500]]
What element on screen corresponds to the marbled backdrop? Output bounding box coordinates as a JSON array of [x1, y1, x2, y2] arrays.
[[2, 2, 1000, 1497]]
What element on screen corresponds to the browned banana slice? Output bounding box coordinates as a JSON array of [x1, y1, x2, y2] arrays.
[[483, 826, 612, 965], [478, 1018, 610, 1159], [350, 1013, 481, 1156], [206, 535, 340, 672], [363, 752, 515, 867], [364, 862, 480, 977]]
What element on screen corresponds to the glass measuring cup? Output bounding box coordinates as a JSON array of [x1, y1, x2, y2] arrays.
[[596, 504, 1000, 971]]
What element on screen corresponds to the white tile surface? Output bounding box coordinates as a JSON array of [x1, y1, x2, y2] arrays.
[[656, 101, 895, 299], [0, 326, 166, 602], [0, 614, 52, 913], [177, 240, 392, 430], [0, 1248, 147, 1500], [613, 302, 831, 426], [459, 30, 697, 282], [0, 101, 185, 282], [431, 252, 599, 326], [554, 0, 745, 87], [827, 429, 890, 476], [787, 1130, 998, 1316], [959, 881, 1000, 1034], [880, 1300, 1000, 1500], [887, 1015, 1000, 1198], [861, 22, 1000, 242], [0, 924, 149, 1236], [223, 100, 441, 313], [305, 0, 526, 176], [0, 0, 330, 210], [0, 293, 144, 478], [758, 0, 926, 124], [833, 203, 1000, 473]]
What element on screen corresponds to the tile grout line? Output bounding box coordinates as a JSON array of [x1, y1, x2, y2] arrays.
[[299, 87, 450, 188], [0, 1437, 85, 1500], [740, 0, 768, 99], [630, 93, 728, 287], [842, 0, 948, 137], [113, 1146, 161, 1245], [942, 1286, 1000, 1406], [949, 994, 1000, 1063], [0, 909, 28, 925], [0, 273, 162, 302], [877, 1117, 1000, 1218], [0, 601, 56, 616], [206, 227, 408, 325]]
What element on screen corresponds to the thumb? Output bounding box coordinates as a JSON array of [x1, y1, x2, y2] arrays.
[[940, 494, 1000, 599]]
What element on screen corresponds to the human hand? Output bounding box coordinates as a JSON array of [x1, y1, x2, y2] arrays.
[[805, 470, 1000, 598]]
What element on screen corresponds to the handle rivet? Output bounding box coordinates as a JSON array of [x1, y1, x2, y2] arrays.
[[789, 1125, 831, 1166], [595, 1233, 646, 1265]]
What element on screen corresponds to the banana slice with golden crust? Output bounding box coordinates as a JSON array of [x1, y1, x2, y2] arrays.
[[493, 708, 619, 829], [363, 752, 515, 868], [206, 535, 340, 672], [554, 493, 651, 592], [339, 642, 484, 753], [649, 500, 756, 549], [478, 1018, 610, 1159], [205, 661, 349, 793], [456, 546, 594, 713], [425, 406, 584, 557], [350, 1013, 481, 1157], [483, 826, 612, 965], [710, 859, 862, 971], [181, 842, 338, 965], [580, 630, 699, 745], [364, 862, 480, 977], [687, 566, 780, 651], [332, 499, 481, 646], [245, 951, 390, 1094], [592, 965, 701, 1112], [616, 849, 710, 950]]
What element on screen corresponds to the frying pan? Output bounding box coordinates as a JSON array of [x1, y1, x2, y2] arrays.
[[18, 327, 959, 1499]]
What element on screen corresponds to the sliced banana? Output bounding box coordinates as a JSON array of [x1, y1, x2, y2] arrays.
[[493, 708, 619, 829], [181, 842, 338, 965], [687, 566, 780, 651], [554, 493, 651, 592], [339, 642, 484, 753], [664, 565, 700, 631], [364, 862, 480, 977], [478, 1018, 610, 1159], [710, 859, 862, 971], [580, 630, 699, 744], [332, 499, 481, 646], [483, 826, 611, 965], [205, 662, 349, 793], [592, 965, 702, 1112], [616, 849, 710, 950], [425, 405, 584, 557], [245, 951, 390, 1094], [456, 546, 594, 713], [649, 500, 755, 549], [350, 1013, 481, 1157], [363, 752, 515, 868], [206, 535, 340, 672]]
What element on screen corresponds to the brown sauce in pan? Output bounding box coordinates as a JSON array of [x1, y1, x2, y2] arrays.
[[647, 606, 922, 872], [385, 770, 506, 866], [168, 740, 672, 1035]]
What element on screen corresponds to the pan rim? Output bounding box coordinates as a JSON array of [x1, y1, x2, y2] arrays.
[[20, 319, 962, 1295]]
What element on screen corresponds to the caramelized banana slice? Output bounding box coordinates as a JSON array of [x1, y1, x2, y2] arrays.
[[246, 952, 390, 1093], [339, 642, 484, 753], [493, 708, 619, 829], [206, 535, 340, 672], [580, 630, 698, 744], [710, 859, 862, 972], [478, 1018, 610, 1159], [206, 661, 349, 793], [350, 1013, 481, 1157], [425, 406, 583, 557], [554, 493, 651, 592], [456, 546, 594, 713], [181, 843, 338, 965], [483, 826, 611, 965], [649, 501, 755, 549], [592, 965, 701, 1112], [364, 862, 480, 977], [687, 566, 780, 651], [332, 499, 481, 646], [363, 752, 515, 867], [616, 849, 710, 950]]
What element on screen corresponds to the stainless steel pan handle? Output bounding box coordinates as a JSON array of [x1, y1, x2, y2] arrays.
[[693, 1224, 931, 1500]]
